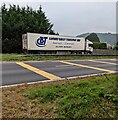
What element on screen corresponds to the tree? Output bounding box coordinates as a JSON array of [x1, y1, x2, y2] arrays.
[[2, 4, 57, 53], [116, 41, 118, 45], [86, 33, 100, 42], [113, 40, 118, 50]]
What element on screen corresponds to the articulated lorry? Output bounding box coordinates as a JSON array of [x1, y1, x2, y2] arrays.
[[22, 32, 93, 54]]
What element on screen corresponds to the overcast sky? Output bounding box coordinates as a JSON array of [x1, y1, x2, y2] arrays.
[[1, 0, 117, 36]]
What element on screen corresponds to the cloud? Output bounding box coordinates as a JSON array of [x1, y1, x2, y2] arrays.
[[1, 2, 116, 36]]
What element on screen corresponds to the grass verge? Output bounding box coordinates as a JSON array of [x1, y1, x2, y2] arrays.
[[1, 54, 118, 61], [2, 73, 118, 119]]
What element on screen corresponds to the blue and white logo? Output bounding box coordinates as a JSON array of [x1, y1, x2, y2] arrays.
[[35, 36, 48, 47]]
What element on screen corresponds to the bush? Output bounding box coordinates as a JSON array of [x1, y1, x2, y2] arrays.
[[113, 46, 118, 50], [93, 42, 107, 49]]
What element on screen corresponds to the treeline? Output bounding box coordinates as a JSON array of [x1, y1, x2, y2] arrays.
[[2, 4, 58, 53], [114, 41, 118, 50], [86, 33, 118, 50], [86, 33, 107, 49]]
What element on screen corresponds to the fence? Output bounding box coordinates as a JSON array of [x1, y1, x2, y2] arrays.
[[93, 49, 118, 55]]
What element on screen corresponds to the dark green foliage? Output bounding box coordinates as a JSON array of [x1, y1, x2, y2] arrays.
[[116, 41, 118, 45], [86, 33, 100, 42], [2, 4, 56, 53], [113, 46, 118, 50], [93, 42, 107, 49], [113, 41, 118, 50]]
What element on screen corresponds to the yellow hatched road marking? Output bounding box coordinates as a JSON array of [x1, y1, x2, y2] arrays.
[[111, 59, 116, 61], [16, 62, 61, 80], [88, 60, 117, 65], [60, 61, 115, 73]]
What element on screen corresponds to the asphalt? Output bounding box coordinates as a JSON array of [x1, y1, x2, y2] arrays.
[[1, 59, 117, 86]]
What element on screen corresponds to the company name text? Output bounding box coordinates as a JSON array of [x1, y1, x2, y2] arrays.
[[49, 37, 80, 42]]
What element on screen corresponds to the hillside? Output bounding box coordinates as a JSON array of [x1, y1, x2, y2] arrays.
[[77, 33, 118, 46]]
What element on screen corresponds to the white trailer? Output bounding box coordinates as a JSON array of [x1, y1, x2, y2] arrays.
[[22, 32, 93, 54]]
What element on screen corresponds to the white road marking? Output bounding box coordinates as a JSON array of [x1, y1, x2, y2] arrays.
[[1, 72, 117, 88], [88, 60, 117, 65]]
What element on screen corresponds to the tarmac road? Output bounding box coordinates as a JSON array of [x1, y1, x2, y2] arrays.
[[1, 59, 117, 86]]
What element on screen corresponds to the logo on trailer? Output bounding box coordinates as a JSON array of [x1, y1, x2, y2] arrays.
[[35, 36, 48, 47]]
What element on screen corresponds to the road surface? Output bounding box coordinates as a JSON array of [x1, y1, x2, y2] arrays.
[[2, 59, 117, 86]]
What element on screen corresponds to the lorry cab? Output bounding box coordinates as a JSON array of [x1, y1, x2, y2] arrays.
[[86, 40, 93, 54]]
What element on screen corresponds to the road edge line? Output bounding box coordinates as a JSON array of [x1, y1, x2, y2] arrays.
[[1, 71, 117, 88]]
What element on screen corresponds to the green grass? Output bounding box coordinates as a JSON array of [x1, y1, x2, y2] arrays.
[[1, 54, 117, 61], [23, 73, 118, 119]]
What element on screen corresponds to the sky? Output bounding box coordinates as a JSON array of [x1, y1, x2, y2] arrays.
[[1, 0, 117, 36]]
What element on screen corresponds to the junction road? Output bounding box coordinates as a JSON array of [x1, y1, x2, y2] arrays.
[[1, 59, 117, 86]]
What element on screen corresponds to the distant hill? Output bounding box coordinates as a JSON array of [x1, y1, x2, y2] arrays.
[[77, 33, 118, 46]]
